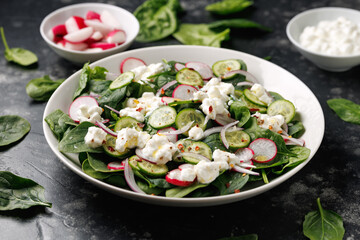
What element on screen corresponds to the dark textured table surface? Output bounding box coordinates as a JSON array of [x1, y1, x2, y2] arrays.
[[1, 0, 360, 239]]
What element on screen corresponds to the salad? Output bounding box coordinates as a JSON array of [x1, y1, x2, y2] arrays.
[[45, 57, 310, 198]]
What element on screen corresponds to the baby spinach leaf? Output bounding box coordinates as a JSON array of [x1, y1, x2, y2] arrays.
[[104, 174, 127, 188], [134, 0, 182, 42], [173, 24, 230, 47], [26, 75, 64, 101], [58, 122, 103, 153], [136, 180, 164, 195], [97, 87, 127, 119], [268, 91, 284, 101], [82, 159, 110, 180], [212, 172, 249, 195], [288, 120, 305, 138], [1, 27, 38, 66], [0, 171, 52, 210], [87, 153, 123, 173], [0, 115, 30, 147], [327, 98, 360, 125], [44, 109, 75, 141], [205, 0, 253, 15], [272, 146, 310, 174], [209, 19, 271, 32], [165, 183, 208, 198], [303, 198, 345, 240], [229, 102, 251, 127], [203, 133, 227, 152], [218, 234, 258, 240]]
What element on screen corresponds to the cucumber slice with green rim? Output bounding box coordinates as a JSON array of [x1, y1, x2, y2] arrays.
[[103, 135, 131, 158], [175, 139, 212, 164], [129, 155, 141, 171], [267, 99, 296, 123], [109, 71, 134, 90], [137, 160, 169, 177], [175, 108, 206, 136], [243, 89, 268, 107], [114, 116, 142, 132], [148, 106, 177, 129], [223, 130, 251, 150], [168, 99, 201, 107], [234, 89, 243, 98], [240, 95, 267, 113], [212, 59, 241, 79], [176, 68, 203, 86]]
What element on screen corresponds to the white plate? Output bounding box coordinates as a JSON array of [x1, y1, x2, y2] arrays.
[[43, 45, 325, 207]]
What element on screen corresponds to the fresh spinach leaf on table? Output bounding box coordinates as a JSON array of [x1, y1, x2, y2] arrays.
[[0, 115, 30, 147], [303, 198, 345, 240], [205, 0, 253, 15], [173, 23, 230, 47], [209, 19, 271, 32], [0, 171, 52, 210], [0, 27, 38, 66], [327, 98, 360, 125], [26, 75, 64, 101], [44, 109, 75, 141], [134, 0, 182, 42]]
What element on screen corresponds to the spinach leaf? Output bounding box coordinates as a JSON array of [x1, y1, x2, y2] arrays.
[[88, 79, 112, 95], [82, 159, 110, 180], [134, 0, 182, 42], [218, 234, 258, 240], [288, 120, 305, 138], [173, 24, 230, 47], [127, 81, 156, 98], [0, 171, 51, 210], [165, 183, 208, 198], [209, 19, 271, 32], [272, 146, 310, 174], [212, 172, 249, 195], [26, 75, 64, 101], [205, 0, 253, 15], [268, 91, 284, 101], [44, 109, 75, 141], [303, 198, 345, 240], [104, 174, 127, 188], [327, 98, 360, 125], [0, 115, 30, 147], [229, 102, 251, 127], [136, 180, 164, 195], [203, 133, 227, 151], [0, 27, 38, 66], [58, 122, 103, 153], [97, 87, 127, 119], [87, 153, 123, 173]]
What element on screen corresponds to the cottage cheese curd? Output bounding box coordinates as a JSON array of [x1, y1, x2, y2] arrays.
[[168, 164, 197, 182], [299, 17, 360, 56], [84, 126, 107, 148], [115, 127, 151, 152], [77, 104, 103, 124], [250, 84, 273, 106], [131, 63, 164, 84], [194, 160, 228, 184], [142, 134, 177, 165], [252, 112, 285, 133], [188, 126, 205, 140]]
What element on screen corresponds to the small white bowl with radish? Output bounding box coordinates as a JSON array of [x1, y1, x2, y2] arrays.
[[40, 3, 139, 64]]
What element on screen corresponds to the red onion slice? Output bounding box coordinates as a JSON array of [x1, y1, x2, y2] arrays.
[[174, 63, 185, 71], [203, 126, 223, 138], [215, 114, 237, 126], [180, 152, 211, 162], [220, 121, 239, 149], [157, 127, 178, 143], [95, 120, 117, 137], [236, 81, 254, 87], [185, 61, 213, 80], [124, 159, 146, 194], [156, 80, 177, 97], [232, 165, 259, 176], [223, 70, 259, 83], [282, 136, 305, 146], [135, 148, 157, 164], [161, 121, 194, 135], [104, 105, 120, 115]]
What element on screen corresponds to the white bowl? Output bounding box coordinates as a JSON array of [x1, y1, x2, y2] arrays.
[[43, 45, 325, 207], [40, 3, 139, 65], [286, 7, 360, 72]]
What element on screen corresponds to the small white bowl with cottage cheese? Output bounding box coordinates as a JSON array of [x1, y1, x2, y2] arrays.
[[286, 7, 360, 72]]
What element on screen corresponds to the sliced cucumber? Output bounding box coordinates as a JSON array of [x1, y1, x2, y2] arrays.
[[243, 89, 268, 107], [234, 89, 243, 98], [114, 116, 142, 132], [175, 108, 206, 136], [128, 155, 140, 171], [109, 71, 134, 90], [176, 68, 203, 86], [240, 95, 267, 113], [175, 139, 212, 164], [148, 106, 177, 129], [137, 160, 168, 177], [223, 130, 251, 150], [103, 135, 131, 158], [267, 99, 296, 123], [212, 59, 241, 79]]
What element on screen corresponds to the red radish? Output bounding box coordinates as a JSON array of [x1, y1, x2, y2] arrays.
[[47, 24, 67, 43], [120, 57, 146, 73], [107, 161, 125, 170], [63, 41, 88, 51], [174, 62, 185, 71], [249, 138, 277, 163], [157, 127, 178, 143], [161, 96, 179, 105], [100, 10, 122, 29], [185, 61, 213, 80], [86, 10, 101, 20], [214, 114, 237, 126], [57, 39, 66, 47], [165, 169, 196, 187], [156, 80, 177, 97], [84, 48, 102, 53], [172, 84, 198, 100], [86, 31, 103, 43], [106, 29, 126, 44], [84, 19, 114, 36], [223, 70, 259, 83], [68, 96, 99, 122], [89, 42, 116, 50], [64, 27, 94, 43], [65, 16, 87, 33], [235, 148, 254, 162]]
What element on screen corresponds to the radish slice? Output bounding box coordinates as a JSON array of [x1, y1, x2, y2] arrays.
[[178, 163, 195, 170], [86, 11, 101, 20], [107, 161, 125, 170], [84, 19, 114, 36], [249, 138, 277, 163], [47, 24, 67, 43], [135, 148, 157, 164], [161, 96, 179, 105], [161, 121, 194, 136], [63, 41, 88, 51], [65, 16, 87, 33], [89, 42, 116, 50], [220, 121, 240, 149], [157, 127, 178, 143], [185, 61, 213, 80], [120, 57, 146, 73], [95, 121, 117, 137], [236, 81, 254, 87], [214, 114, 237, 126], [106, 29, 126, 44], [68, 96, 99, 122], [232, 165, 259, 175], [174, 63, 185, 71], [223, 70, 259, 83], [155, 80, 177, 97], [172, 84, 198, 100], [100, 10, 122, 29], [86, 31, 103, 43], [64, 27, 94, 43], [235, 148, 254, 162], [165, 169, 196, 187], [124, 159, 145, 194], [203, 126, 223, 138]]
